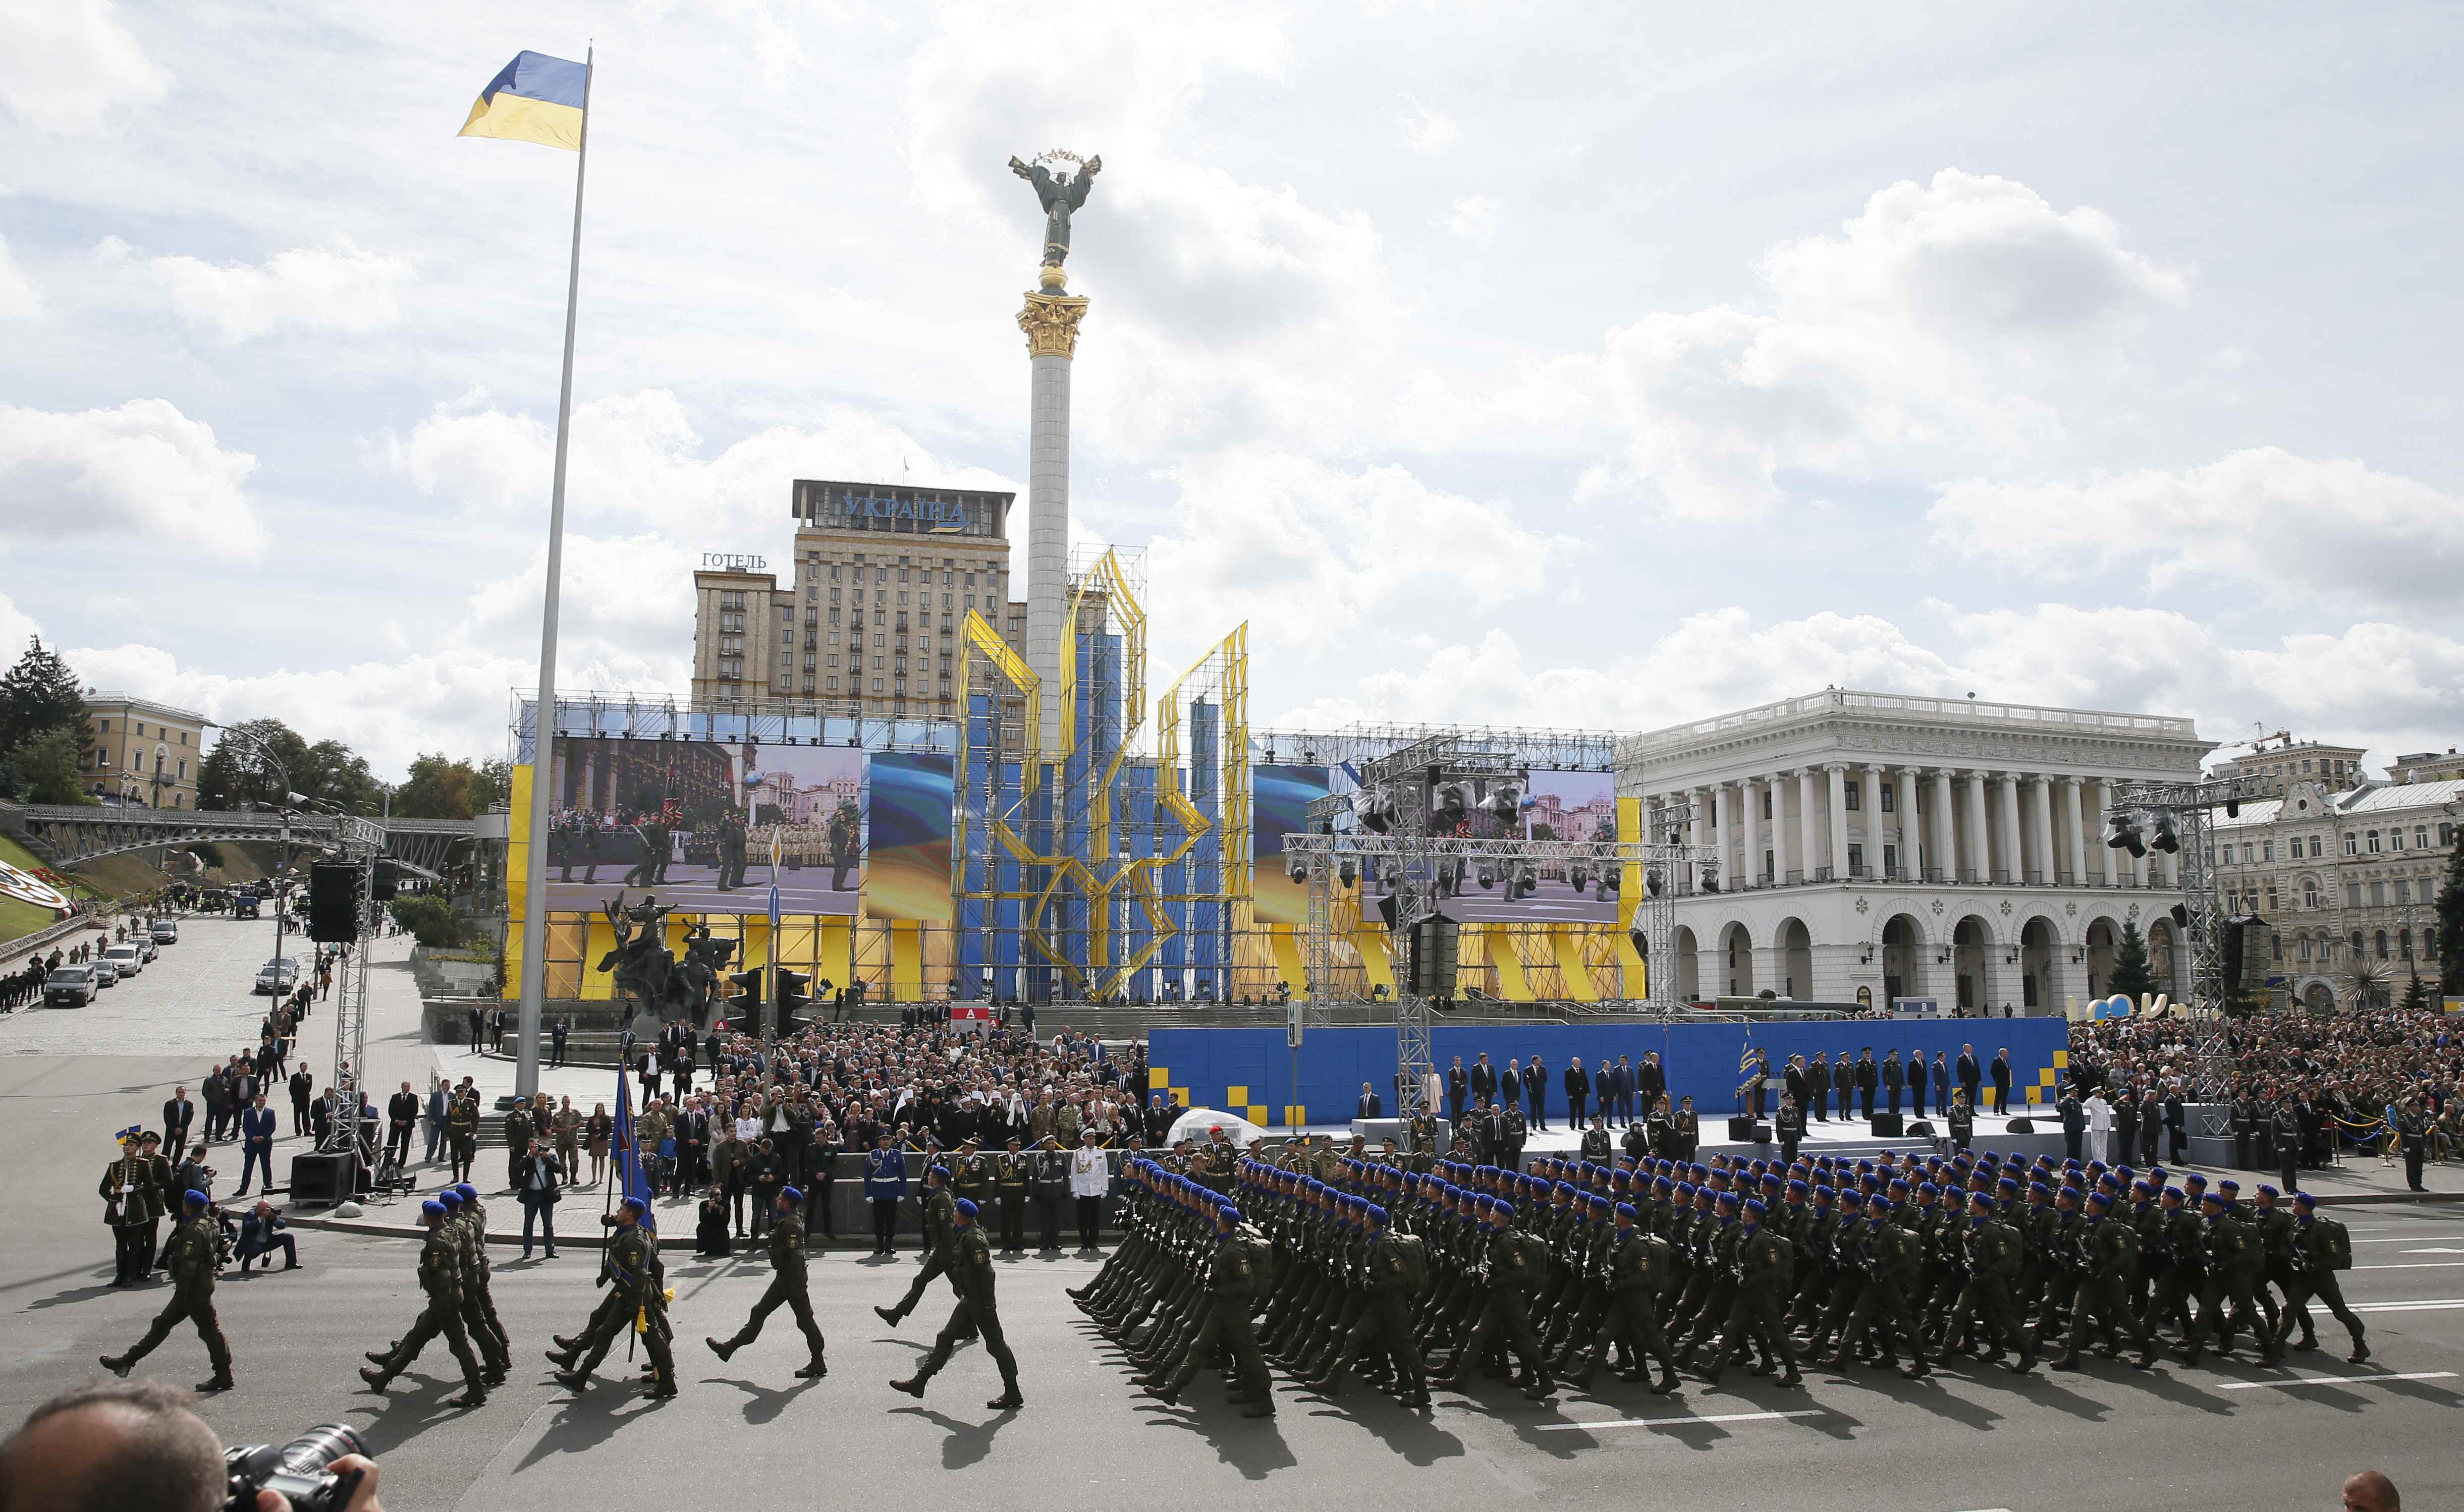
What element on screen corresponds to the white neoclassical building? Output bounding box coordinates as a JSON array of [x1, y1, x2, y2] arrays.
[[1618, 689, 2214, 1015]]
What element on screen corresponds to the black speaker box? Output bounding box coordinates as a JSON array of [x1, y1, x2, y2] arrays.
[[1753, 1122, 1773, 1143], [1906, 1119, 1936, 1138], [2006, 1116, 2036, 1134], [1870, 1113, 1903, 1137], [307, 864, 361, 943], [1727, 1116, 1757, 1141], [289, 1150, 358, 1204]]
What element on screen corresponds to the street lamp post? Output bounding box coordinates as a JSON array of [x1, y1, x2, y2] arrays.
[[208, 723, 297, 996]]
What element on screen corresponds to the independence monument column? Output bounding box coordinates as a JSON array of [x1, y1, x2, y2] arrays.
[[1009, 149, 1101, 753]]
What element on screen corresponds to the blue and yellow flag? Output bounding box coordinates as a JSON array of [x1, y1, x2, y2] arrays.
[[459, 51, 587, 151]]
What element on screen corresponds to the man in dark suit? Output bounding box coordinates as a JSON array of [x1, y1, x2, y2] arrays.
[[1807, 1054, 1831, 1121], [1469, 1054, 1497, 1109], [1785, 1056, 1809, 1112], [550, 1016, 570, 1069], [1989, 1049, 2012, 1114], [386, 1082, 420, 1167], [1907, 1049, 1928, 1118], [161, 1087, 195, 1153], [2058, 1087, 2087, 1163], [1638, 1052, 1666, 1114], [235, 1094, 278, 1196], [1563, 1058, 1590, 1126], [1881, 1050, 1904, 1115], [1447, 1057, 1469, 1125], [1615, 1055, 1640, 1125], [1499, 1060, 1521, 1116], [1854, 1049, 1878, 1119], [287, 1065, 313, 1137], [1956, 1044, 1983, 1109], [1524, 1055, 1548, 1131], [1355, 1083, 1383, 1119]]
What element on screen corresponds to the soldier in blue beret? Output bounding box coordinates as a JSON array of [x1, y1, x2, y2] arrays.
[[709, 1182, 827, 1379], [362, 1193, 489, 1406], [100, 1187, 232, 1392]]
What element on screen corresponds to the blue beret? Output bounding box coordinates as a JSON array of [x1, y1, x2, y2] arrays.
[[454, 1183, 477, 1200], [2217, 1180, 2239, 1193], [2183, 1173, 2207, 1187], [2131, 1180, 2153, 1195], [1998, 1177, 2019, 1192], [1916, 1182, 1939, 1197], [780, 1185, 804, 1204], [1690, 1164, 1710, 1180], [1225, 1204, 1248, 1224], [2087, 1191, 2111, 1208], [2292, 1191, 2316, 1207], [1714, 1190, 1738, 1207], [437, 1188, 464, 1208], [2199, 1191, 2224, 1206], [1887, 1178, 1909, 1194], [1614, 1202, 1638, 1220], [1867, 1197, 1893, 1212], [1787, 1179, 1810, 1194], [1652, 1176, 1673, 1192], [1491, 1201, 1515, 1220], [1760, 1173, 1783, 1191], [620, 1196, 648, 1214], [1743, 1197, 1767, 1216], [1813, 1185, 1835, 1200], [929, 1164, 950, 1180], [2257, 1184, 2278, 1197], [2116, 1164, 2136, 1179], [2029, 1182, 2051, 1196], [1968, 1191, 1991, 1206], [1673, 1182, 1696, 1198], [954, 1198, 979, 1218], [2148, 1165, 2168, 1179], [421, 1199, 448, 1216], [1587, 1193, 1610, 1211], [2160, 1186, 2184, 1200], [182, 1188, 209, 1207]]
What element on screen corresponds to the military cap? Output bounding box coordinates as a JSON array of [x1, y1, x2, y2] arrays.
[[954, 1198, 979, 1219], [1742, 1197, 1767, 1217], [1615, 1202, 1638, 1220], [2291, 1191, 2317, 1208], [421, 1199, 448, 1216], [437, 1188, 464, 1208], [182, 1188, 209, 1208], [2257, 1183, 2279, 1197], [780, 1185, 804, 1204], [1787, 1178, 1810, 1195], [620, 1195, 647, 1214]]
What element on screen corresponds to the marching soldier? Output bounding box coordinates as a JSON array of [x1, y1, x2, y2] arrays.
[[1430, 1200, 1554, 1400], [100, 1189, 233, 1392], [1156, 1203, 1277, 1415], [875, 1162, 958, 1327], [1701, 1196, 1800, 1387], [1565, 1201, 1681, 1394], [707, 1185, 828, 1378], [2052, 1191, 2157, 1371], [360, 1198, 488, 1407], [2275, 1191, 2368, 1363], [892, 1198, 1025, 1410], [553, 1196, 676, 1397], [448, 1185, 511, 1384], [1942, 1190, 2032, 1372], [2181, 1189, 2280, 1365], [1830, 1194, 1930, 1379]]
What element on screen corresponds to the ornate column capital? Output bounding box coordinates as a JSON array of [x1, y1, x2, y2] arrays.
[[1018, 290, 1091, 358]]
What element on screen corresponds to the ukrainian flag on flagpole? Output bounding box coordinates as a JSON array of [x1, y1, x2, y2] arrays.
[[459, 50, 588, 151]]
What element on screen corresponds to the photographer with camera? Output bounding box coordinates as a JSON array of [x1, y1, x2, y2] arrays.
[[0, 1381, 381, 1511]]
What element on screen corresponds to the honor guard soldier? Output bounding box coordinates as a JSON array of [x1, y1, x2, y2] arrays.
[[360, 1199, 488, 1407], [708, 1185, 827, 1378], [892, 1198, 1024, 1410], [100, 1128, 160, 1287], [100, 1189, 233, 1392], [952, 1137, 992, 1213], [553, 1196, 676, 1397], [995, 1137, 1032, 1256]]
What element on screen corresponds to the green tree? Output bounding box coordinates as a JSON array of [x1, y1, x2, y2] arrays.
[[387, 892, 462, 947], [199, 719, 382, 814], [2400, 972, 2433, 1013], [2441, 839, 2464, 997], [4, 726, 96, 804], [394, 753, 510, 819], [2107, 919, 2155, 1002], [0, 637, 88, 757]]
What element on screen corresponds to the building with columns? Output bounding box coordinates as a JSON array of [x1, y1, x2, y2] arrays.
[[1619, 688, 2214, 1015]]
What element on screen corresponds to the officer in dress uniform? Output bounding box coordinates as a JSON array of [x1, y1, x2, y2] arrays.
[[708, 1185, 827, 1378], [100, 1189, 233, 1392], [359, 1199, 488, 1407], [100, 1128, 160, 1286]]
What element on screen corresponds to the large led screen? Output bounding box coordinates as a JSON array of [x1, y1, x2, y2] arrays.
[[866, 752, 956, 922]]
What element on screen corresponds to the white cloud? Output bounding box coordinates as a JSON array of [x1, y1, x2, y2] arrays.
[[1399, 98, 1461, 154], [0, 398, 261, 558], [1440, 194, 1498, 242], [134, 236, 414, 342], [379, 389, 1015, 546], [466, 532, 699, 660], [0, 232, 38, 320], [1929, 447, 2464, 606], [1453, 170, 2186, 518], [0, 0, 168, 133]]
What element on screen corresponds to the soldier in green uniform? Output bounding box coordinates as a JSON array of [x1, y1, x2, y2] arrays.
[[359, 1198, 488, 1407], [1702, 1196, 1800, 1386], [2181, 1189, 2280, 1365], [1942, 1190, 2032, 1372], [707, 1185, 827, 1378], [1430, 1200, 1554, 1400], [995, 1137, 1031, 1257], [1404, 1110, 1439, 1173], [1830, 1195, 1930, 1379], [505, 1102, 534, 1194], [100, 1128, 160, 1287], [554, 1196, 676, 1396], [448, 1185, 511, 1383], [892, 1198, 1025, 1410], [2275, 1191, 2368, 1363], [1155, 1203, 1277, 1416], [2054, 1191, 2157, 1370], [2144, 1184, 2203, 1346], [875, 1163, 958, 1327], [445, 1090, 479, 1185], [100, 1189, 233, 1392], [951, 1137, 992, 1214], [1565, 1201, 1682, 1393], [1306, 1201, 1428, 1408]]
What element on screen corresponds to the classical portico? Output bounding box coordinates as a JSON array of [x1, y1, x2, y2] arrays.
[[1622, 689, 2212, 1014]]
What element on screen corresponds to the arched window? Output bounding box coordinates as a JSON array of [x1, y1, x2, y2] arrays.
[[2374, 930, 2389, 960], [2398, 928, 2413, 959], [2302, 878, 2319, 909], [2352, 930, 2366, 957]]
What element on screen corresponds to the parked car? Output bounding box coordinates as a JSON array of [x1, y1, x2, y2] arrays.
[[92, 957, 120, 987], [101, 944, 144, 977], [133, 935, 158, 963], [150, 921, 179, 945], [44, 966, 98, 1007], [254, 958, 299, 995]]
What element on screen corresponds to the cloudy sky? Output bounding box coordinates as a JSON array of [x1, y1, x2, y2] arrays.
[[4, 2, 2460, 778]]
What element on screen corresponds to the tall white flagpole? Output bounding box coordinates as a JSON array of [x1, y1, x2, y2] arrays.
[[516, 45, 594, 1102]]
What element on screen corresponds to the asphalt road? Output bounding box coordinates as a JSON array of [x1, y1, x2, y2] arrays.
[[3, 922, 2460, 1510]]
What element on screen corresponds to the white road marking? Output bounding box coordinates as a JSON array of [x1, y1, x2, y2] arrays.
[[2352, 1261, 2464, 1270], [2349, 1298, 2464, 1313], [1541, 1408, 1827, 1432], [2216, 1371, 2456, 1391], [2351, 1234, 2464, 1244], [2401, 1247, 2464, 1254]]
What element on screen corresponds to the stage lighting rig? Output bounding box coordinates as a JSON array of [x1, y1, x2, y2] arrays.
[[2105, 811, 2146, 857]]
